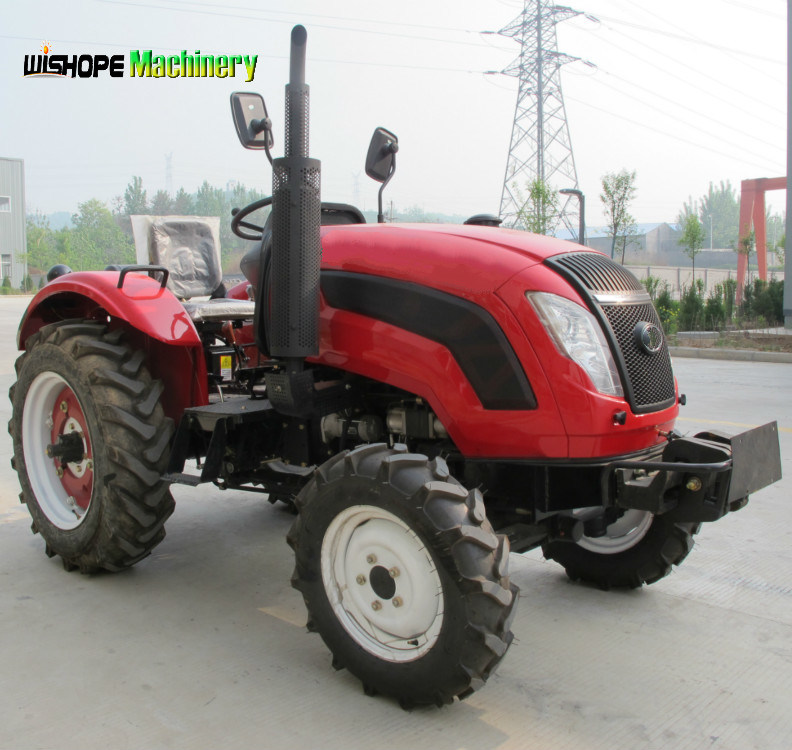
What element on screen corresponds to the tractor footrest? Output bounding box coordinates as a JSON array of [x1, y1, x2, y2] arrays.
[[183, 397, 274, 431], [162, 472, 204, 486]]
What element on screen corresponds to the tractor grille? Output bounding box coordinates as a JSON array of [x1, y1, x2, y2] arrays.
[[546, 252, 676, 414], [600, 302, 675, 410], [553, 251, 645, 294]]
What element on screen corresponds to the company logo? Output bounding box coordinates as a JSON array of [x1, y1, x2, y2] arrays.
[[634, 322, 664, 355], [23, 41, 258, 82], [24, 41, 124, 78], [130, 50, 258, 82]]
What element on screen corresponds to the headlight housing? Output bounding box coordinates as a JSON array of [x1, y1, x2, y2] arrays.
[[526, 291, 624, 397]]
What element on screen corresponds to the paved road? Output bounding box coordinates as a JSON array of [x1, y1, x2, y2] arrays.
[[1, 296, 790, 750]]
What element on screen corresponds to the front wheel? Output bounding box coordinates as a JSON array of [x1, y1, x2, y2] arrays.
[[542, 509, 701, 589], [288, 443, 518, 707]]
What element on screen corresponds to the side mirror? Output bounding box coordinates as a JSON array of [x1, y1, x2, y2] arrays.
[[365, 128, 398, 183], [230, 92, 274, 151]]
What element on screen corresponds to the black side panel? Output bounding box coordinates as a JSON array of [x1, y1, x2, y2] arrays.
[[321, 271, 536, 410]]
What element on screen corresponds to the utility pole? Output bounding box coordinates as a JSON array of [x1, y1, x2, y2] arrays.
[[489, 0, 592, 234], [785, 0, 792, 328], [559, 187, 585, 245], [165, 152, 173, 197]]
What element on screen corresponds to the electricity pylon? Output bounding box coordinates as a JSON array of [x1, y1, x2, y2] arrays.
[[492, 1, 590, 234]]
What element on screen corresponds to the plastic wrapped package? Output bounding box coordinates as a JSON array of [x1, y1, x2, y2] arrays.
[[130, 215, 222, 299]]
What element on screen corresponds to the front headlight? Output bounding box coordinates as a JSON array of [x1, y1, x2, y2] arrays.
[[526, 291, 624, 397]]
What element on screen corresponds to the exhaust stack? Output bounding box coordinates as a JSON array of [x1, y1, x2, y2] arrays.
[[269, 25, 321, 360]]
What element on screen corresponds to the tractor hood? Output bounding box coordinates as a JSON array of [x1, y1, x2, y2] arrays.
[[320, 223, 583, 296]]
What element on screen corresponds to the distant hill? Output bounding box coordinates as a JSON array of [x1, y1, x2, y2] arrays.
[[46, 212, 73, 230]]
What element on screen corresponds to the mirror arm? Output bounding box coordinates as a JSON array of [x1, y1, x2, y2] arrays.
[[251, 117, 275, 165], [376, 155, 396, 224]]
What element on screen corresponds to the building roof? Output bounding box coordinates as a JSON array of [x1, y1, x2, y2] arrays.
[[555, 222, 679, 241]]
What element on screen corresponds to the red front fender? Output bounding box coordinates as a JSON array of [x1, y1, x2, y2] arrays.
[[18, 270, 208, 418]]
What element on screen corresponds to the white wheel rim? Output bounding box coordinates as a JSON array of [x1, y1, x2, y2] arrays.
[[22, 372, 93, 530], [321, 505, 444, 662], [574, 509, 653, 554]]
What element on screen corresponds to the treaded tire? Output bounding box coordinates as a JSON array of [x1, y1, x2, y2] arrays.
[[9, 321, 175, 573], [542, 512, 701, 590], [288, 443, 518, 707]]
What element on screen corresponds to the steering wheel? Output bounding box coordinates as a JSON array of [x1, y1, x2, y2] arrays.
[[231, 196, 273, 241]]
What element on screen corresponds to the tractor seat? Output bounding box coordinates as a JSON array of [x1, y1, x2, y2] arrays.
[[181, 297, 256, 324], [131, 215, 224, 300]]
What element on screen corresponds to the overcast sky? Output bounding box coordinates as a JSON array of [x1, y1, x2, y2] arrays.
[[1, 0, 786, 227]]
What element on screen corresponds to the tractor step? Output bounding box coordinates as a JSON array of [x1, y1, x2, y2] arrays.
[[162, 472, 204, 487], [183, 396, 275, 431]]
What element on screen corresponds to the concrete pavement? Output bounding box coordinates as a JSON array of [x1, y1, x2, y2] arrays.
[[1, 296, 790, 750]]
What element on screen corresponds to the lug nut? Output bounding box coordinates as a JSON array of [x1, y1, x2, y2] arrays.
[[371, 600, 382, 611], [686, 477, 703, 492], [389, 567, 400, 578], [392, 597, 403, 608], [356, 574, 366, 585], [59, 401, 69, 413], [366, 554, 377, 564]]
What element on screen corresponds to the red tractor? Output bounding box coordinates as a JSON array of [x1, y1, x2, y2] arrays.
[[9, 27, 781, 707]]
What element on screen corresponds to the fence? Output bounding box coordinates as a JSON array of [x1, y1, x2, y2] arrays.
[[626, 266, 785, 300]]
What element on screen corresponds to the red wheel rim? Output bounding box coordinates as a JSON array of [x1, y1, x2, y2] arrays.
[[50, 385, 94, 511]]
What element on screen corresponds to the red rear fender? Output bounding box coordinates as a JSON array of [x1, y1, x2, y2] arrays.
[[17, 271, 207, 418]]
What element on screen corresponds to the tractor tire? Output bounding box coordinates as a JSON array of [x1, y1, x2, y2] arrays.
[[288, 443, 518, 707], [9, 321, 175, 573], [542, 509, 701, 589]]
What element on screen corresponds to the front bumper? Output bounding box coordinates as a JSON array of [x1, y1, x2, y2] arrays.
[[606, 422, 782, 522]]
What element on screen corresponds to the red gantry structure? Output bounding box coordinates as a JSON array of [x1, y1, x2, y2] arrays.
[[738, 176, 787, 301]]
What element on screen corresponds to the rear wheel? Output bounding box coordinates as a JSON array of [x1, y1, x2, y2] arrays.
[[9, 322, 175, 573], [288, 443, 518, 707], [542, 509, 700, 589]]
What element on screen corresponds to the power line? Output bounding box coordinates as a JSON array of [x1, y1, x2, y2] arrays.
[[608, 0, 786, 82], [588, 69, 785, 160], [564, 93, 782, 174], [572, 21, 786, 119], [99, 0, 499, 50], [154, 0, 482, 35], [593, 13, 784, 65]]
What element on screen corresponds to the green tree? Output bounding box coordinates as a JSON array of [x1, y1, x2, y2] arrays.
[[679, 180, 740, 248], [173, 187, 195, 215], [123, 176, 148, 215], [26, 212, 58, 271], [600, 169, 637, 263], [680, 214, 706, 282], [150, 190, 174, 215], [514, 178, 560, 235], [677, 195, 698, 228], [71, 199, 134, 270], [738, 228, 755, 275], [194, 181, 226, 217]]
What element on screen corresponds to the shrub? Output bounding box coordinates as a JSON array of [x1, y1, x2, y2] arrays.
[[678, 280, 705, 331], [654, 283, 679, 334], [704, 284, 726, 330]]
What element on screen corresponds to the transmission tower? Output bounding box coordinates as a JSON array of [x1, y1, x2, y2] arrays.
[[165, 152, 173, 196], [495, 0, 589, 233]]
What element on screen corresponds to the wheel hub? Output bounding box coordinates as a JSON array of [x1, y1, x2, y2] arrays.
[[573, 508, 653, 554], [368, 565, 397, 600], [321, 505, 444, 662], [22, 373, 94, 529]]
